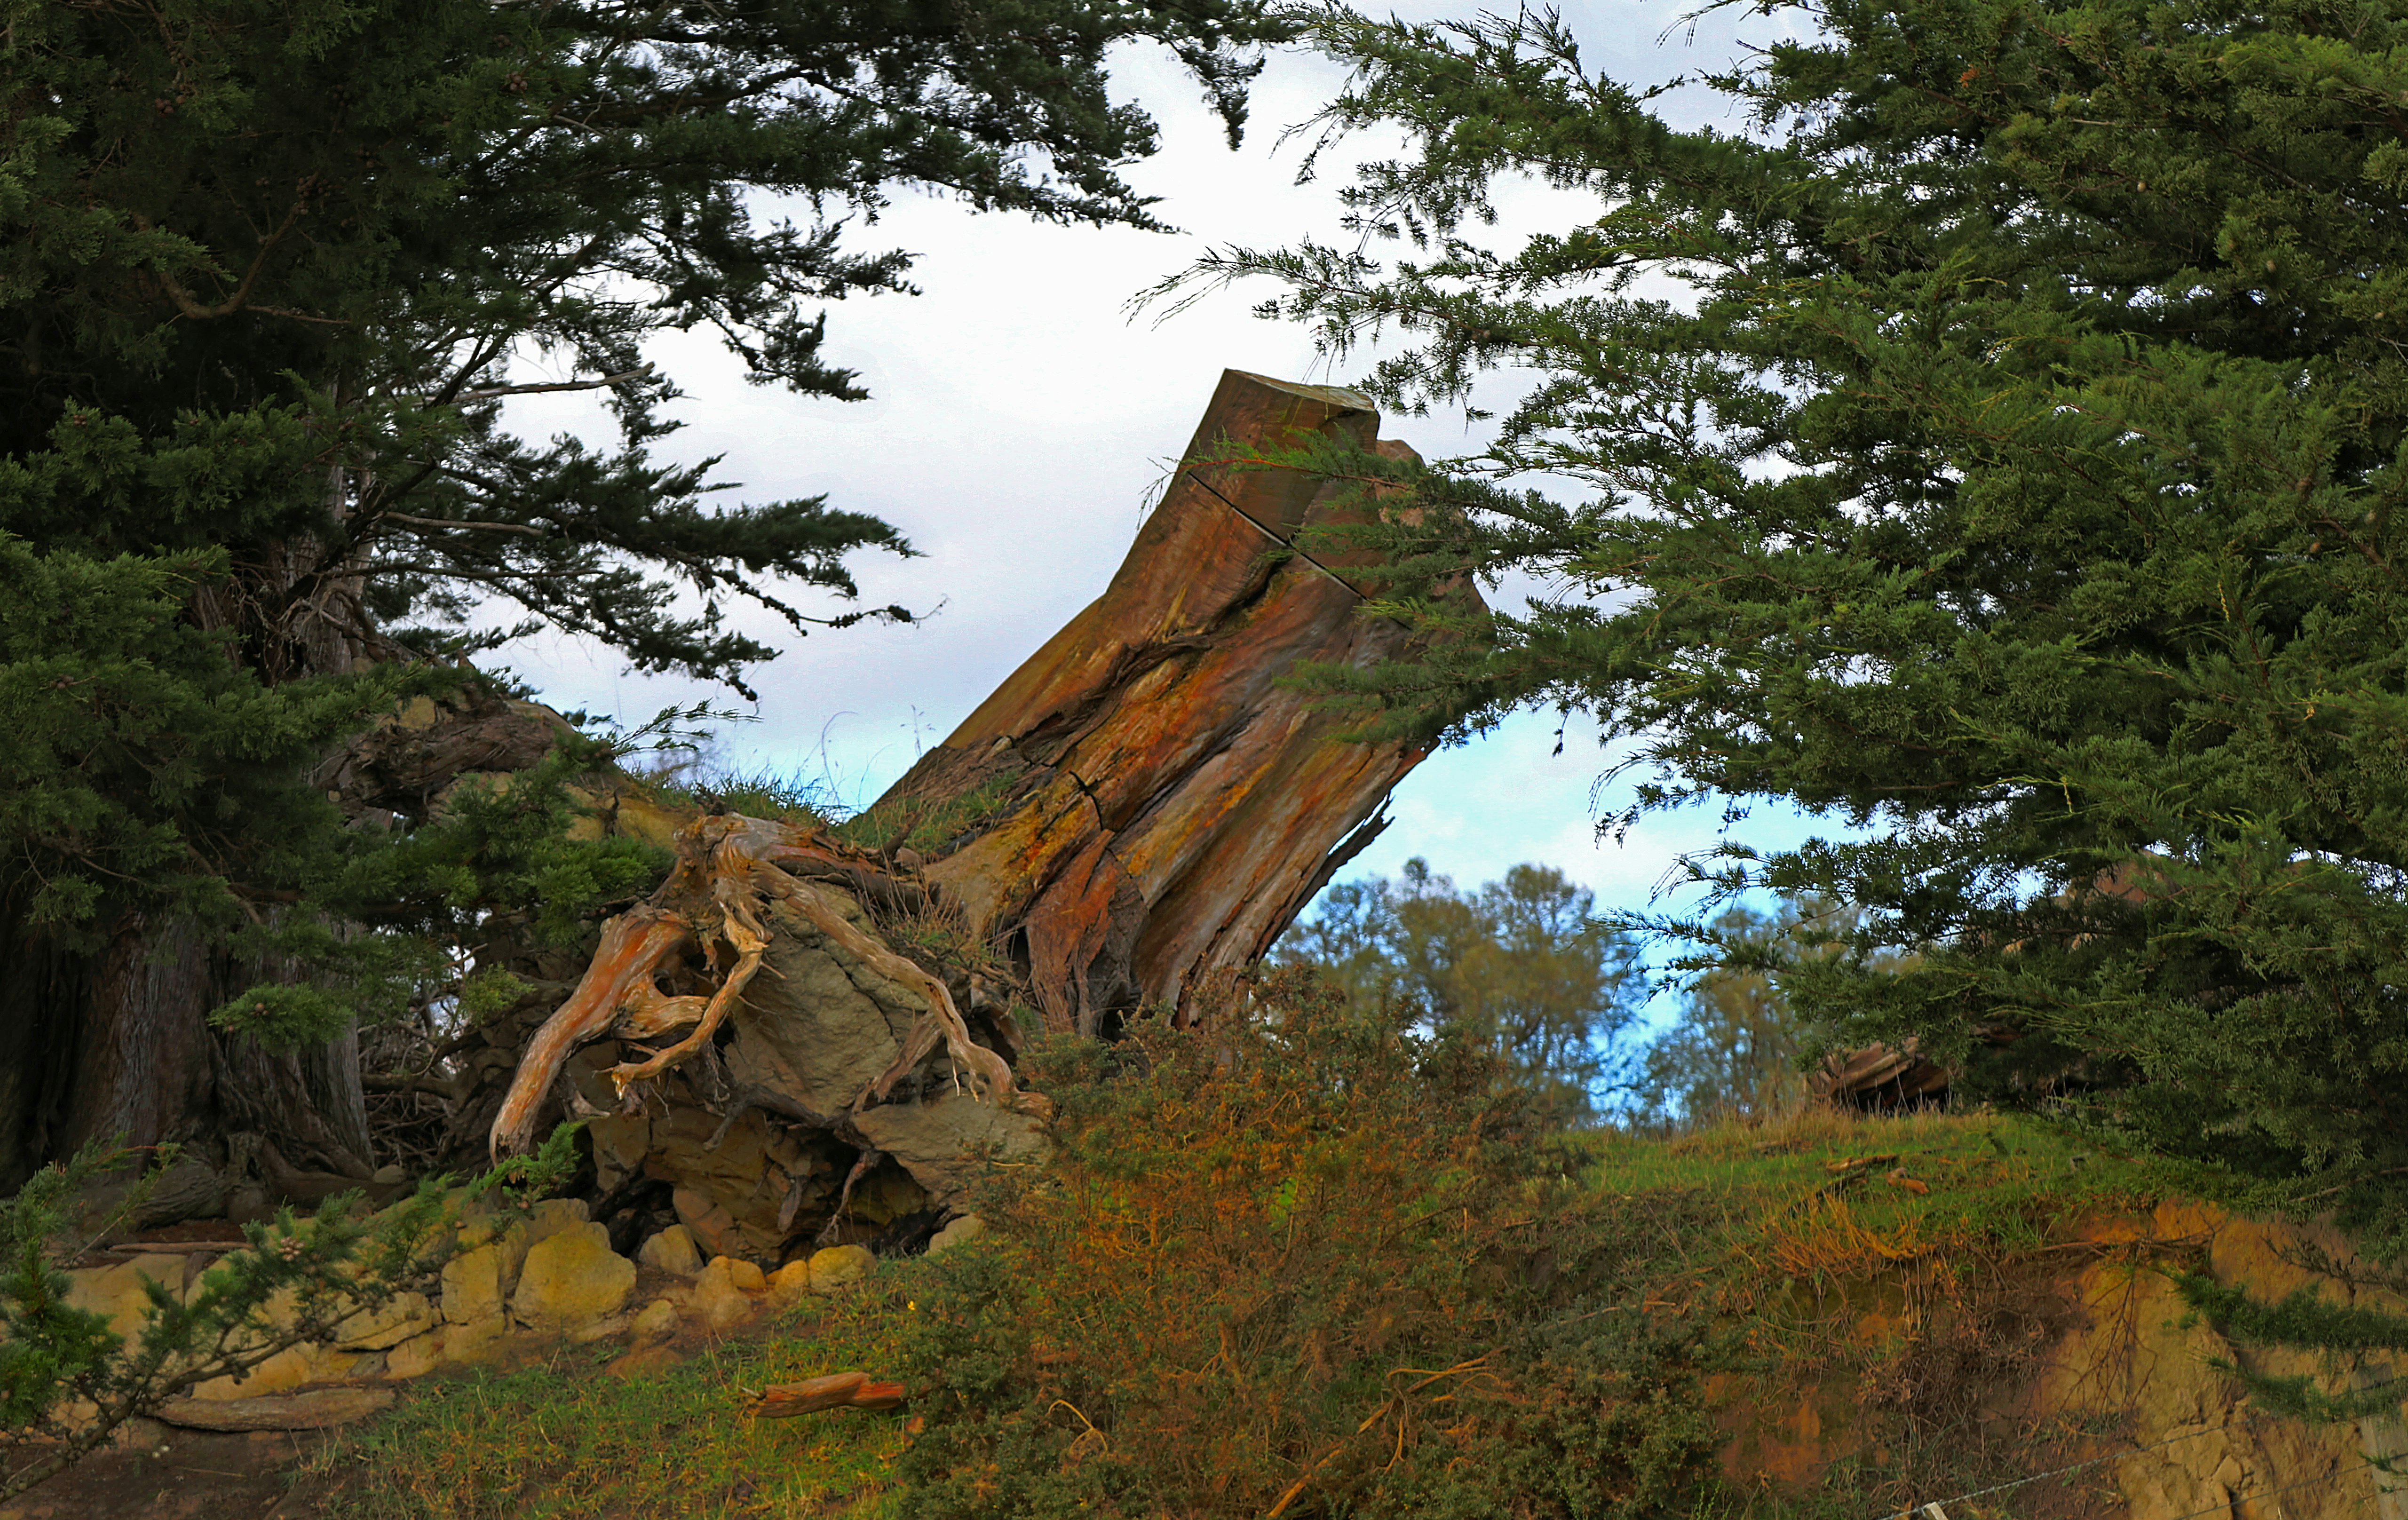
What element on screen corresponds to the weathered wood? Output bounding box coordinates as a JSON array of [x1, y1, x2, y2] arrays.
[[1809, 1040, 1951, 1110], [751, 1371, 907, 1417], [493, 371, 1478, 1254], [874, 368, 1474, 1033]]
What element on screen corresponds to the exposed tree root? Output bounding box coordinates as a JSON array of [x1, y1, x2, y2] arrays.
[[490, 813, 1018, 1158]]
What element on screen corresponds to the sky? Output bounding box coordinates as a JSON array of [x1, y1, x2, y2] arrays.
[[492, 1, 1837, 946]]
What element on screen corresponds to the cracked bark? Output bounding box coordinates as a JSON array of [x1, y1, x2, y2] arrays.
[[493, 370, 1481, 1250]]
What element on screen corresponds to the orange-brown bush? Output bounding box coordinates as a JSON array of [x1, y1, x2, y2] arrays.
[[883, 969, 1720, 1519]]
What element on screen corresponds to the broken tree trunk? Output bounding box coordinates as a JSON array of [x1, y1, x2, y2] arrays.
[[494, 371, 1480, 1259]]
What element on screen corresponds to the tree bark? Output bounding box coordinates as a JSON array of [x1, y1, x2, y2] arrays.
[[493, 370, 1481, 1255], [872, 368, 1464, 1032]]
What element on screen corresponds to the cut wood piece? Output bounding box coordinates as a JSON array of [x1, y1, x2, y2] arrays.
[[752, 1370, 907, 1417]]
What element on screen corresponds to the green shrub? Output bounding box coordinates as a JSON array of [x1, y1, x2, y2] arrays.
[[0, 1126, 579, 1500], [882, 968, 1721, 1519]]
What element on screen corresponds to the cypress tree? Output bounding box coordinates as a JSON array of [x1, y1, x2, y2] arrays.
[[1191, 0, 2408, 1250], [0, 0, 1284, 1188]]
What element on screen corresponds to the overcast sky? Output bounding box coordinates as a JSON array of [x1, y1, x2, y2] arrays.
[[496, 1, 1833, 941]]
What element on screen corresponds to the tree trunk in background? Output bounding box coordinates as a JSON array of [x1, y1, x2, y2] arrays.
[[0, 682, 565, 1200], [874, 368, 1471, 1033]]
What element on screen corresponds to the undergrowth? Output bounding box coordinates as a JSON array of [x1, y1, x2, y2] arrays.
[[309, 995, 2179, 1520], [862, 968, 1725, 1520]]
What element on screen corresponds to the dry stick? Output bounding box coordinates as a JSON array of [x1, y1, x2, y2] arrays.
[[490, 908, 692, 1156]]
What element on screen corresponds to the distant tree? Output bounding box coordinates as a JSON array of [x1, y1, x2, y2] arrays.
[[1632, 904, 1806, 1130], [0, 0, 1286, 1190], [1275, 860, 1645, 1122], [1191, 0, 2408, 1252]]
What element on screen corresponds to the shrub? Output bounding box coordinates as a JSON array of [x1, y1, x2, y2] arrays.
[[0, 1126, 578, 1500], [883, 968, 1720, 1519]]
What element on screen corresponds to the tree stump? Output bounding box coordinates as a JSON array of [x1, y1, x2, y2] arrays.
[[497, 370, 1481, 1256]]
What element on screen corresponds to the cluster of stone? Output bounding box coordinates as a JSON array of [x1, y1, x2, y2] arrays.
[[60, 1199, 984, 1425]]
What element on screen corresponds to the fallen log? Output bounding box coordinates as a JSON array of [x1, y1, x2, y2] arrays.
[[493, 370, 1482, 1259]]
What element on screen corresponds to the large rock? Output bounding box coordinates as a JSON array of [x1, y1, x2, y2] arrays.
[[637, 1224, 703, 1277], [384, 1326, 448, 1378], [852, 1092, 1048, 1207], [332, 1290, 436, 1351], [672, 1186, 743, 1260], [725, 896, 929, 1117], [689, 1255, 764, 1331], [511, 1222, 635, 1333], [805, 1244, 875, 1295], [63, 1255, 186, 1339], [188, 1342, 356, 1401], [926, 1213, 989, 1256], [441, 1242, 511, 1324], [524, 1197, 590, 1244], [156, 1387, 394, 1431], [630, 1298, 680, 1346], [767, 1259, 813, 1304]]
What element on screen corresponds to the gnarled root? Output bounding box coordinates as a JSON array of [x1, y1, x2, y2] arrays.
[[491, 907, 693, 1157], [489, 812, 1020, 1159]]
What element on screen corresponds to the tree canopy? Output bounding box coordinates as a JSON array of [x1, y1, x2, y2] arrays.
[[0, 0, 1285, 1176], [1, 0, 1285, 924], [1275, 858, 1644, 1122], [1201, 0, 2408, 1249]]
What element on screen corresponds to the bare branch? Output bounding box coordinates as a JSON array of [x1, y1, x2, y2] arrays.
[[379, 512, 546, 538]]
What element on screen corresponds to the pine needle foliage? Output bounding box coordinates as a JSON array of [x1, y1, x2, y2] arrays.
[[2174, 1269, 2408, 1425], [0, 0, 1289, 985], [887, 969, 1719, 1520], [3, 0, 1290, 690], [1174, 0, 2408, 1255], [0, 536, 410, 942], [0, 1126, 581, 1499]]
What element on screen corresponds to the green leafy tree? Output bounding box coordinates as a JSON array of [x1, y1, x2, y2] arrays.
[[1633, 903, 1806, 1130], [1276, 859, 1645, 1122], [1192, 0, 2408, 1253], [0, 0, 1286, 1188]]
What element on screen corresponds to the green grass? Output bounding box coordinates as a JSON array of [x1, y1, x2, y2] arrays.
[[1568, 1107, 2177, 1519], [830, 774, 1016, 855], [306, 1306, 909, 1520], [1581, 1105, 2164, 1276], [301, 1109, 2175, 1520], [629, 766, 846, 829]]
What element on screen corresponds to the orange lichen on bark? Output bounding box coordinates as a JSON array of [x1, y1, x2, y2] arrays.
[[492, 371, 1479, 1207]]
